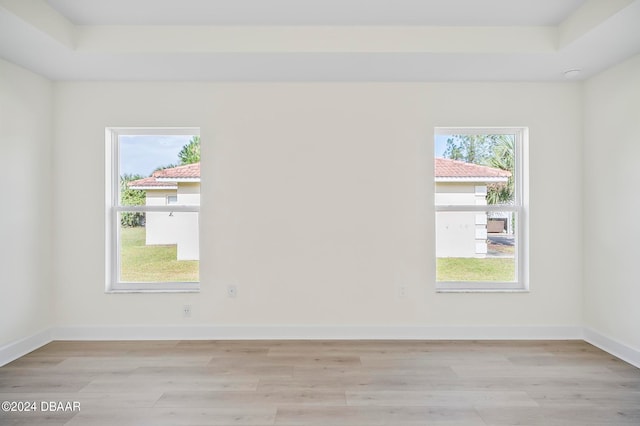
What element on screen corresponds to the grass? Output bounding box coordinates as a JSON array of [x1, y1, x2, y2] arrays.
[[120, 226, 511, 283], [437, 257, 515, 282], [120, 226, 198, 282]]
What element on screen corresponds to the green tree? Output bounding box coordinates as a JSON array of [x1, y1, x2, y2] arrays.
[[178, 135, 200, 165], [152, 163, 178, 173], [486, 136, 515, 205], [120, 174, 146, 227], [442, 134, 515, 205], [152, 136, 200, 174], [443, 135, 497, 165]]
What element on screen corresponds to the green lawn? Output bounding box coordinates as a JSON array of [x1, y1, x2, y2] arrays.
[[120, 226, 199, 282], [437, 257, 515, 282]]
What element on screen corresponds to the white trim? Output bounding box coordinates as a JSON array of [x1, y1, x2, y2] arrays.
[[5, 327, 639, 368], [51, 325, 584, 341], [115, 205, 199, 213], [105, 127, 201, 293], [129, 185, 177, 190], [434, 127, 528, 292], [435, 205, 517, 212], [434, 127, 525, 136], [436, 282, 525, 292], [156, 178, 200, 183], [108, 282, 200, 293], [584, 327, 640, 369], [0, 329, 52, 367], [108, 127, 200, 136], [435, 177, 508, 183]]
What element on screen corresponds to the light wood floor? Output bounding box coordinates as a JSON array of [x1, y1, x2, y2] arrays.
[[1, 340, 639, 425]]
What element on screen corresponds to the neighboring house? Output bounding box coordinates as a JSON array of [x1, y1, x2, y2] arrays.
[[435, 158, 511, 258], [130, 159, 508, 261], [128, 163, 200, 261]]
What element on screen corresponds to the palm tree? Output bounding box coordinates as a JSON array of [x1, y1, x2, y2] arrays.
[[486, 135, 515, 205], [441, 133, 515, 205]]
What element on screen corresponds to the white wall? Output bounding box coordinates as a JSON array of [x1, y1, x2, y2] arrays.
[[52, 82, 582, 329], [0, 59, 52, 346], [144, 185, 200, 260], [176, 183, 200, 260], [583, 54, 640, 351], [146, 190, 179, 245], [435, 183, 487, 258]]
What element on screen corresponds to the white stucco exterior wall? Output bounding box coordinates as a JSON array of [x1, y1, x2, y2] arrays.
[[175, 183, 200, 260], [435, 182, 488, 257], [145, 189, 179, 245], [142, 183, 200, 260], [176, 212, 199, 261]]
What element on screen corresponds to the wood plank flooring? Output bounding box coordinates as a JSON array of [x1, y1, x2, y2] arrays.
[[1, 340, 638, 425]]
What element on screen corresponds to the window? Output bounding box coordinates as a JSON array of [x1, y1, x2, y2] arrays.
[[106, 128, 201, 292], [434, 128, 528, 291]]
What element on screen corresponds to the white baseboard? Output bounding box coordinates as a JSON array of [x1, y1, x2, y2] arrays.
[[10, 326, 640, 369], [584, 327, 640, 368], [52, 325, 584, 341], [0, 328, 52, 367]]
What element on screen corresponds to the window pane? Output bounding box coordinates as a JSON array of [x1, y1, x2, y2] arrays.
[[114, 132, 201, 287], [119, 135, 200, 206], [434, 131, 521, 286], [119, 212, 199, 283], [435, 134, 515, 206], [436, 211, 516, 282]]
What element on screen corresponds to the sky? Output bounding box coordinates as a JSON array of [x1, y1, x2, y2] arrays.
[[434, 134, 451, 158], [119, 135, 195, 177], [120, 134, 447, 176]]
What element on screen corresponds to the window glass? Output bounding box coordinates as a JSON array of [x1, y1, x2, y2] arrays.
[[434, 130, 525, 290], [108, 129, 201, 291]]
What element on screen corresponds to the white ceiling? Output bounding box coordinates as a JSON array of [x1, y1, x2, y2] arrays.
[[46, 0, 584, 26], [0, 0, 639, 81]]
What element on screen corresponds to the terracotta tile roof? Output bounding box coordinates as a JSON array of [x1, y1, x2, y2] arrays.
[[130, 160, 507, 188], [128, 176, 175, 188], [435, 157, 511, 179], [128, 162, 200, 189], [153, 162, 200, 180]]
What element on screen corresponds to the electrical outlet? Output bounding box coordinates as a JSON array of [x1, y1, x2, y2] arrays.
[[227, 285, 237, 298], [183, 304, 192, 317], [397, 286, 407, 298]]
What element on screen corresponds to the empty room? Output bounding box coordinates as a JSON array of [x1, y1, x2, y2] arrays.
[[1, 0, 639, 425]]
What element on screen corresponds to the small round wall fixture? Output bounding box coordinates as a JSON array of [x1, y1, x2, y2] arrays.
[[563, 69, 582, 79]]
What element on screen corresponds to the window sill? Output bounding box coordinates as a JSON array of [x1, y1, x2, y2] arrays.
[[436, 288, 529, 293], [106, 289, 200, 294], [436, 281, 528, 293], [106, 282, 200, 293]]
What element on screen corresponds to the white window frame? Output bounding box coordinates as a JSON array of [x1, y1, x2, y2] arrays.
[[105, 127, 201, 293], [434, 127, 529, 292], [167, 195, 178, 205]]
